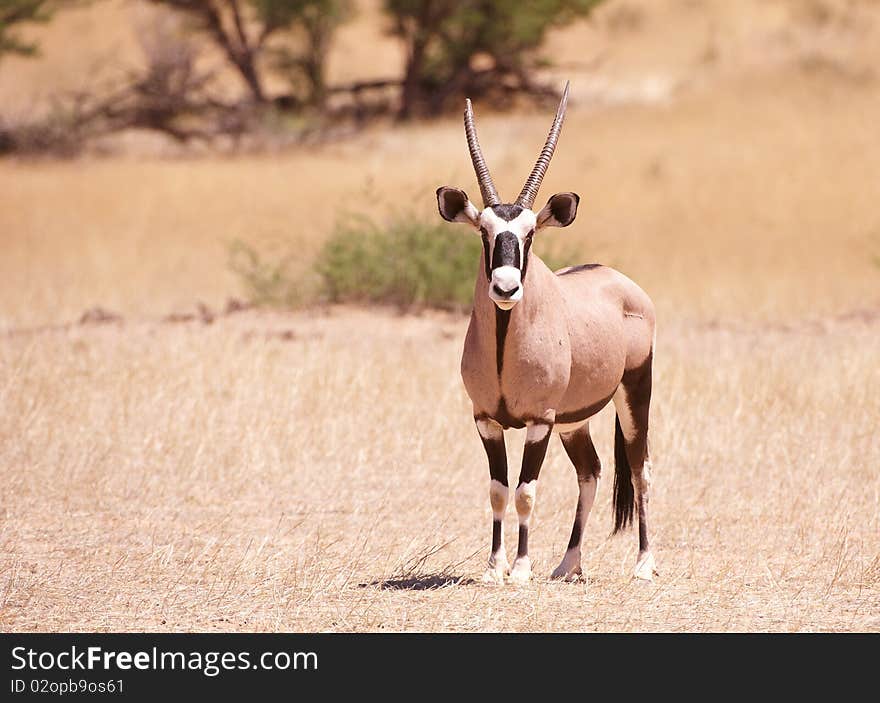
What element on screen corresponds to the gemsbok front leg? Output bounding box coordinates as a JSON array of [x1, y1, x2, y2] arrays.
[[510, 420, 554, 584], [551, 423, 601, 581], [476, 418, 510, 584], [613, 354, 658, 581]]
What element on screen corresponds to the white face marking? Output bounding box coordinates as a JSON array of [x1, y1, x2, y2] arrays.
[[479, 208, 537, 309], [490, 266, 522, 309], [480, 207, 537, 239]]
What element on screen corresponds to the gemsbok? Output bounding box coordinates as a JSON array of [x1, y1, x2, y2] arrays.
[[436, 82, 658, 584]]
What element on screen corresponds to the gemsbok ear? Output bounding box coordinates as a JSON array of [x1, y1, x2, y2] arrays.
[[536, 192, 580, 229], [436, 187, 480, 227]]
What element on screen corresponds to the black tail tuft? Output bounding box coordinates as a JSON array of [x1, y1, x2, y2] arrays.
[[612, 414, 635, 534]]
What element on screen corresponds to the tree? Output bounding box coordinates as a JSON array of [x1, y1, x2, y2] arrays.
[[0, 0, 53, 60], [146, 0, 350, 106], [264, 0, 349, 108], [386, 0, 607, 119]]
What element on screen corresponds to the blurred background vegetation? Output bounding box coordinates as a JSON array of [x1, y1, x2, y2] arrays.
[[0, 0, 606, 155], [230, 211, 579, 310], [2, 0, 879, 316]]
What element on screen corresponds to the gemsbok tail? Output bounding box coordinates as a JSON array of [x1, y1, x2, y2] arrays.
[[612, 414, 635, 533]]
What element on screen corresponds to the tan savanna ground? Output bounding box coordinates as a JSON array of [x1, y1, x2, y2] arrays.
[[1, 0, 879, 631]]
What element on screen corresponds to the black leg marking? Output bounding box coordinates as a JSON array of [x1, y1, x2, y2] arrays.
[[567, 501, 584, 550], [638, 510, 649, 554], [517, 524, 529, 558], [492, 520, 503, 556], [479, 432, 508, 487], [477, 418, 509, 577], [518, 426, 552, 485], [560, 426, 602, 480]]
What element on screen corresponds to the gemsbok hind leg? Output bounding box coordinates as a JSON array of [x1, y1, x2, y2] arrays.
[[476, 418, 510, 584], [613, 354, 658, 581], [509, 421, 554, 584], [551, 423, 601, 581]]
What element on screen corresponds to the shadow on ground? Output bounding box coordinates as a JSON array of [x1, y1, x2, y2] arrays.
[[360, 574, 476, 590]]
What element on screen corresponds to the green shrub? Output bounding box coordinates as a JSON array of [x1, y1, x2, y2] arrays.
[[229, 210, 584, 311], [316, 213, 481, 310], [317, 211, 583, 311]]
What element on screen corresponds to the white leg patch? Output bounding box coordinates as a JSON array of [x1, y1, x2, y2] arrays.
[[514, 480, 537, 524], [485, 480, 510, 585], [525, 423, 551, 443], [633, 551, 657, 581], [489, 479, 508, 520], [509, 555, 531, 585], [476, 418, 503, 440]]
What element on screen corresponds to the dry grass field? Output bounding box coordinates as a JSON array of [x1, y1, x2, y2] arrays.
[[1, 0, 879, 631]]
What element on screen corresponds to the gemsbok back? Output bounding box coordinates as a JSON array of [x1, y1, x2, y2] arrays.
[[436, 82, 658, 584]]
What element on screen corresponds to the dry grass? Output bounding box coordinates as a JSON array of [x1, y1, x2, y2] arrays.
[[1, 310, 877, 631], [1, 0, 879, 631]]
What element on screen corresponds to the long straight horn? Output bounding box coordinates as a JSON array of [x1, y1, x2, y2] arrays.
[[515, 81, 570, 209], [464, 98, 501, 208]]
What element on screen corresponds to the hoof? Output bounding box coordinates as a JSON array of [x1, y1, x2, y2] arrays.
[[482, 556, 510, 585], [508, 557, 532, 585], [550, 566, 583, 582], [551, 549, 582, 582], [633, 551, 658, 582], [482, 568, 506, 585]]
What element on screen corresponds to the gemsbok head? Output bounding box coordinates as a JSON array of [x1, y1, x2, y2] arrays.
[[436, 82, 658, 584]]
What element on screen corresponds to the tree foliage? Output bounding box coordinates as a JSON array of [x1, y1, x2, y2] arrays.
[[145, 0, 350, 106], [387, 0, 606, 117], [1, 0, 611, 154], [0, 0, 53, 59]]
